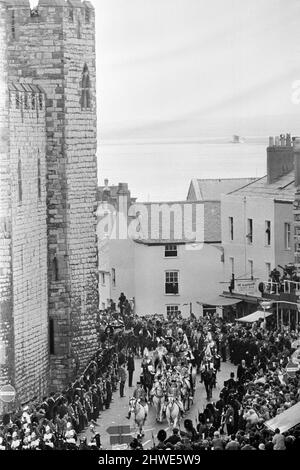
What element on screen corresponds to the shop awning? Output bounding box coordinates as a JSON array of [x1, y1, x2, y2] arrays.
[[265, 402, 300, 433], [236, 310, 273, 323], [199, 296, 242, 307]]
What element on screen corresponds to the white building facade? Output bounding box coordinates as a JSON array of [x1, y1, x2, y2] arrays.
[[221, 135, 295, 299], [97, 183, 228, 317]]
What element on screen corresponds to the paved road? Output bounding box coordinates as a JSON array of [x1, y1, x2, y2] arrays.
[[81, 358, 236, 449]]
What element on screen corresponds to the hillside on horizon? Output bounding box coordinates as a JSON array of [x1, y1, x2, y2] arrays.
[[99, 113, 300, 143]]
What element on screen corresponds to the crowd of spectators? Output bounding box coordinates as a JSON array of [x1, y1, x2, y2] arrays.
[[0, 305, 170, 451], [0, 341, 123, 450], [149, 317, 300, 451], [1, 305, 300, 450]]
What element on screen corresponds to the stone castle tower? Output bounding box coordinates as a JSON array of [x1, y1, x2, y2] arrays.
[[0, 0, 99, 411]]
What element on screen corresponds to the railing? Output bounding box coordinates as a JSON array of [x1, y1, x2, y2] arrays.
[[264, 279, 300, 296], [283, 279, 300, 294], [264, 281, 280, 295]]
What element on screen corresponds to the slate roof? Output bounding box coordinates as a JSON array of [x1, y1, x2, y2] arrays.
[[228, 171, 295, 201], [187, 177, 257, 201]]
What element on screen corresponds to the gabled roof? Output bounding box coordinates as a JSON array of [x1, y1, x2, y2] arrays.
[[187, 177, 258, 201], [227, 171, 295, 201], [8, 82, 45, 94], [130, 200, 221, 244]]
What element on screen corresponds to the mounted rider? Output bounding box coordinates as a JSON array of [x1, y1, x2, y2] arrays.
[[166, 378, 184, 415], [154, 339, 168, 371], [133, 381, 148, 404], [126, 381, 148, 419], [150, 374, 166, 400]]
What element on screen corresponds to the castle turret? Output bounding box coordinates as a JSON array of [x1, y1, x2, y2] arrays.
[[0, 0, 49, 411], [1, 0, 99, 394]]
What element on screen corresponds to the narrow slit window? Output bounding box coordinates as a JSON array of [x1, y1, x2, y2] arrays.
[[15, 92, 21, 109], [38, 93, 43, 110], [49, 318, 55, 355], [69, 8, 74, 22], [24, 93, 29, 110], [229, 217, 234, 241], [51, 256, 59, 282], [265, 220, 271, 246], [285, 223, 291, 250], [37, 154, 41, 199], [11, 10, 15, 40], [77, 19, 81, 39], [17, 154, 22, 203], [247, 218, 253, 244], [81, 63, 91, 109]]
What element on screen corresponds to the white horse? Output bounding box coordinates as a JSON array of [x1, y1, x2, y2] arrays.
[[180, 377, 192, 412], [128, 397, 148, 437], [191, 365, 197, 391], [165, 397, 180, 429], [151, 380, 166, 423]]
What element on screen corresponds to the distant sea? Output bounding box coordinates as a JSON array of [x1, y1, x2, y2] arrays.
[[98, 136, 269, 202]]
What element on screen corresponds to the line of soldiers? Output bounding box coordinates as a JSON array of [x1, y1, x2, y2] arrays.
[[0, 345, 120, 450]]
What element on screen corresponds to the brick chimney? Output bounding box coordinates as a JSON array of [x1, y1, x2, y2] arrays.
[[117, 183, 130, 239], [267, 133, 293, 184]]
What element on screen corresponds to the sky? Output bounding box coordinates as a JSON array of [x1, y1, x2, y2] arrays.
[[95, 0, 300, 139], [28, 0, 300, 199]]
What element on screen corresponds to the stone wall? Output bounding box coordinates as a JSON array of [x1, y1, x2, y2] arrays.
[[0, 0, 14, 415], [62, 1, 98, 383], [9, 85, 48, 405]]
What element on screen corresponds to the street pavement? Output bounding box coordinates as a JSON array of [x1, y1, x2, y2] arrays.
[[81, 358, 237, 450]]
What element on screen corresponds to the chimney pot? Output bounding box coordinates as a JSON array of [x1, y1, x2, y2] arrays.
[[269, 136, 274, 146], [267, 132, 294, 184], [293, 137, 300, 151], [118, 183, 129, 191]]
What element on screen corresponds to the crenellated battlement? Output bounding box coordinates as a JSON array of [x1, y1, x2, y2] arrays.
[[1, 0, 95, 45], [0, 0, 94, 9]]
